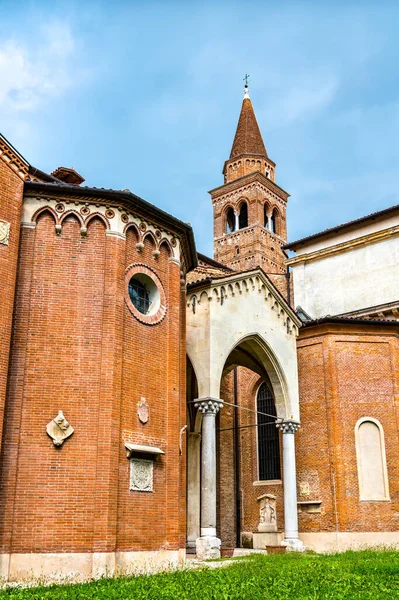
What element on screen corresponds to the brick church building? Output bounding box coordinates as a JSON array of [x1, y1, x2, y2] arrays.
[[1, 83, 399, 580]]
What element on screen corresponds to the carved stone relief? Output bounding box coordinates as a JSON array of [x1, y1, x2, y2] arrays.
[[257, 494, 277, 532], [0, 220, 10, 246], [137, 398, 149, 424], [130, 458, 153, 492], [46, 410, 74, 447]]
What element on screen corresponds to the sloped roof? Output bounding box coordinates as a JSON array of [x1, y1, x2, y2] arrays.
[[187, 253, 233, 285], [283, 203, 399, 251], [229, 96, 267, 159]]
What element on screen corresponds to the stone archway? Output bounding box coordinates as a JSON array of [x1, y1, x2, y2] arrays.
[[186, 268, 304, 557]]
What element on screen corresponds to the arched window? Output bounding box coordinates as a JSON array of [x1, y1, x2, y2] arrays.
[[238, 203, 248, 229], [270, 209, 277, 234], [257, 382, 280, 481], [355, 417, 390, 501], [225, 207, 235, 234], [264, 205, 269, 229]]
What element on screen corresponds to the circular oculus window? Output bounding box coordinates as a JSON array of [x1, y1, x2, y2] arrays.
[[125, 265, 166, 325]]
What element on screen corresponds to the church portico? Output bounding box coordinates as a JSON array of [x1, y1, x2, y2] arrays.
[[186, 267, 302, 557]]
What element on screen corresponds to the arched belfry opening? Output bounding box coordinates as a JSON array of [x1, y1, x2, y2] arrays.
[[225, 207, 236, 234], [238, 202, 248, 229]]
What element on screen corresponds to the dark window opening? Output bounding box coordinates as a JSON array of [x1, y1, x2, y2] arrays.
[[238, 203, 248, 229], [257, 382, 280, 481], [271, 210, 277, 234], [226, 207, 235, 234], [264, 205, 269, 229], [129, 277, 151, 315]]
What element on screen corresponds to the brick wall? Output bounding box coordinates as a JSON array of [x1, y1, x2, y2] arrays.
[[296, 323, 399, 534], [0, 208, 186, 554], [0, 158, 24, 454]]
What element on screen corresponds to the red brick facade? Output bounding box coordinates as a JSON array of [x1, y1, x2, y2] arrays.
[[0, 142, 26, 455], [2, 85, 399, 575], [296, 322, 399, 535], [0, 153, 194, 566]]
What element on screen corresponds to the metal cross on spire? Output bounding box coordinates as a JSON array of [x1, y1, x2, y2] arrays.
[[243, 74, 250, 98]]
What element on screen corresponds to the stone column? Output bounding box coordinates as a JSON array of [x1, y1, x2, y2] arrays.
[[277, 420, 305, 551], [267, 210, 273, 232], [194, 397, 223, 559], [186, 432, 201, 550], [234, 212, 239, 232]]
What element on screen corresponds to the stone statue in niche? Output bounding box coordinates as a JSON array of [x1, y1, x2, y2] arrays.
[[257, 494, 277, 532], [137, 398, 149, 424], [46, 411, 74, 447]]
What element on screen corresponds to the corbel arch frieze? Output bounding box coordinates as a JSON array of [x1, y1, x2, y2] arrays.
[[22, 194, 181, 261], [187, 271, 300, 335]]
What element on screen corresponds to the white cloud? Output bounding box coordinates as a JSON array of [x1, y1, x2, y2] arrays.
[[0, 22, 77, 113]]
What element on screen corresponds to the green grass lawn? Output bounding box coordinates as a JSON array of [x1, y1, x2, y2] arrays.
[[1, 550, 399, 599]]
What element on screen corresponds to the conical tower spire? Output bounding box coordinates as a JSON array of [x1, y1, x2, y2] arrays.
[[229, 83, 268, 159]]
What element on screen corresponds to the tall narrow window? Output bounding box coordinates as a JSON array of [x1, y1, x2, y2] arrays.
[[238, 203, 248, 229], [226, 207, 235, 234], [264, 205, 269, 229], [355, 417, 390, 501], [270, 209, 277, 234], [257, 382, 280, 481]]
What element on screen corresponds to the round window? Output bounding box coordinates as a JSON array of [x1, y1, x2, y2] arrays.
[[128, 273, 160, 316], [125, 264, 167, 325]]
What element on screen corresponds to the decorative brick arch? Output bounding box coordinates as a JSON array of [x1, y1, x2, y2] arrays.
[[85, 212, 109, 230], [159, 238, 174, 258], [32, 206, 58, 224], [60, 210, 84, 228]]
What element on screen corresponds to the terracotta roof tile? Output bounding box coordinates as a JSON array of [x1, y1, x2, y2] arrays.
[[230, 98, 267, 159]]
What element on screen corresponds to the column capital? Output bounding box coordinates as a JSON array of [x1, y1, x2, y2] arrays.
[[194, 397, 223, 415], [276, 419, 300, 434]]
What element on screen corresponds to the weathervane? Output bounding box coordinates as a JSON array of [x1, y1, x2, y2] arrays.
[[243, 74, 250, 86]]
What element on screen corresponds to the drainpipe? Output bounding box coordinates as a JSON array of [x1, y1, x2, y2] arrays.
[[233, 368, 241, 547], [286, 266, 291, 307]]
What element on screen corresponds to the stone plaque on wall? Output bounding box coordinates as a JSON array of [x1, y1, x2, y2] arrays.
[[0, 220, 10, 246], [130, 458, 153, 492]]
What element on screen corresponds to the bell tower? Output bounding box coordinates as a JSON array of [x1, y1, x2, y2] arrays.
[[210, 83, 290, 278]]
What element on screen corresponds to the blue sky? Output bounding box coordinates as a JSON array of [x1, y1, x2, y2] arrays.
[[1, 1, 399, 255]]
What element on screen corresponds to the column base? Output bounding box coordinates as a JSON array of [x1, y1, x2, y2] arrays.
[[196, 536, 221, 560], [282, 538, 306, 552]]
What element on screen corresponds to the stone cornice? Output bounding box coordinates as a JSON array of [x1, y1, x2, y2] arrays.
[[0, 134, 29, 181], [214, 223, 286, 245], [285, 225, 399, 267], [186, 267, 301, 333], [297, 321, 399, 342], [209, 171, 289, 201]]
